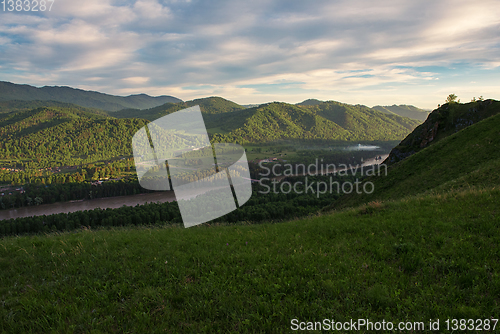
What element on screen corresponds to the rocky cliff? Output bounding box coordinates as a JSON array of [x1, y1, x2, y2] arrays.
[[385, 99, 500, 165]]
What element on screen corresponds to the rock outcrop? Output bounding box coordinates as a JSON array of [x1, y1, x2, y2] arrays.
[[384, 99, 499, 165]]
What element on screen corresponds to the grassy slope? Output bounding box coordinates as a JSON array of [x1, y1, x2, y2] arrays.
[[385, 99, 500, 164], [1, 100, 499, 332], [332, 111, 500, 210], [1, 187, 499, 332]]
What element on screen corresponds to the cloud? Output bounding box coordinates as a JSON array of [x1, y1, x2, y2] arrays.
[[0, 0, 499, 108], [123, 76, 150, 84]]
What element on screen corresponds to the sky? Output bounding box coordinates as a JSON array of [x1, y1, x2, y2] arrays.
[[0, 0, 499, 109]]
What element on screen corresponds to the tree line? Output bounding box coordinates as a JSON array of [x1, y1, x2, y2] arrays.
[[0, 174, 355, 237]]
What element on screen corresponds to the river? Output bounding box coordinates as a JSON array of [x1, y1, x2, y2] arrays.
[[0, 154, 388, 221], [0, 191, 176, 221]]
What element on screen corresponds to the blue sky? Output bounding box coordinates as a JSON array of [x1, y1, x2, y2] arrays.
[[0, 0, 499, 109]]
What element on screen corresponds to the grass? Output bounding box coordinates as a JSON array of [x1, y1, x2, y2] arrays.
[[1, 187, 499, 333], [332, 111, 500, 209]]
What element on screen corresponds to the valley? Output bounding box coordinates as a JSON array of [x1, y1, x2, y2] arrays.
[[0, 82, 499, 333]]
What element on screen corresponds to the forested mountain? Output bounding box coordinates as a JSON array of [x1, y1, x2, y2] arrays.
[[209, 101, 421, 144], [112, 96, 245, 120], [0, 100, 420, 167], [0, 81, 182, 111], [297, 100, 429, 120], [0, 107, 147, 167], [0, 100, 109, 116], [184, 96, 246, 114], [372, 104, 430, 121], [112, 99, 421, 144], [296, 99, 323, 106]]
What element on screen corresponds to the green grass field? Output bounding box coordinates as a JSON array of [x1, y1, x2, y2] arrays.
[[1, 187, 499, 333], [1, 102, 499, 333]]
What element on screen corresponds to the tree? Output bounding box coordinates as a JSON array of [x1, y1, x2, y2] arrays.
[[446, 94, 459, 103]]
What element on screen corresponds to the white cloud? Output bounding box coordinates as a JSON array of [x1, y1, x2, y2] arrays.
[[0, 0, 499, 108], [123, 76, 150, 84], [133, 0, 172, 19]]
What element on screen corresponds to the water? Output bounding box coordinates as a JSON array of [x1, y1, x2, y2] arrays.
[[0, 154, 389, 221], [0, 191, 176, 221], [344, 144, 381, 151]]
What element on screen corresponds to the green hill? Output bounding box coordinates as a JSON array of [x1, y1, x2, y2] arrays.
[[296, 98, 323, 106], [109, 102, 184, 120], [1, 186, 499, 332], [1, 97, 499, 332], [331, 105, 500, 210], [372, 104, 430, 121], [385, 99, 500, 165], [0, 107, 147, 166], [0, 100, 110, 117], [0, 81, 182, 111], [184, 96, 246, 114], [100, 99, 421, 145], [210, 101, 421, 144], [112, 96, 245, 121], [0, 99, 420, 168]]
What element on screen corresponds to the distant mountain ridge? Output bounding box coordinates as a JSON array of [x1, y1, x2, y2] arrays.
[[0, 100, 421, 164], [296, 99, 323, 106], [207, 101, 421, 144], [372, 104, 430, 121], [0, 81, 182, 111], [297, 99, 429, 121], [0, 100, 109, 116], [111, 96, 245, 120], [106, 98, 421, 144], [107, 97, 422, 143], [0, 81, 424, 148]]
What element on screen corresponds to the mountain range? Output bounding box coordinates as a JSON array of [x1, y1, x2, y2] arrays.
[[0, 97, 421, 166], [0, 81, 182, 111], [297, 99, 430, 121], [0, 81, 428, 121], [0, 81, 431, 167], [371, 104, 430, 121], [204, 101, 420, 144]]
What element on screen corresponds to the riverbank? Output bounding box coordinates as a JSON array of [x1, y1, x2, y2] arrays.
[[0, 155, 388, 221], [0, 191, 176, 221]]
